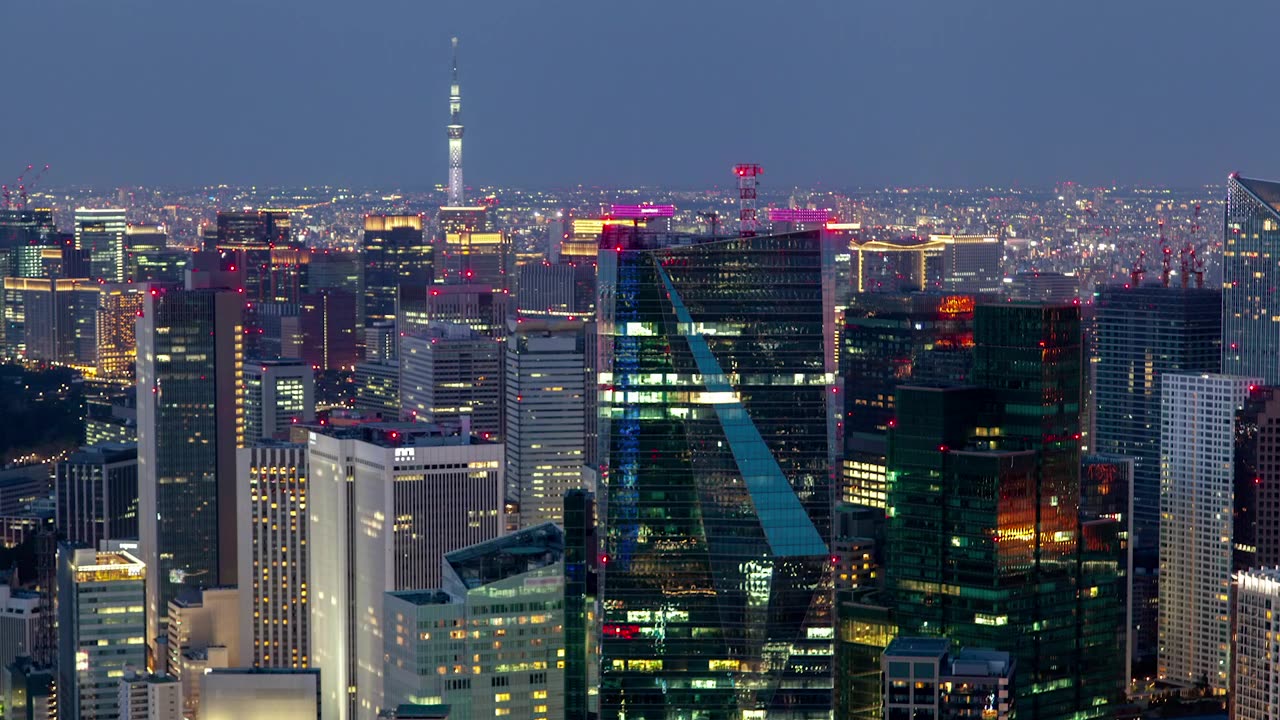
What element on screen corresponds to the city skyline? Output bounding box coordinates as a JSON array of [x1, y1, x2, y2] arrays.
[[4, 2, 1280, 189]]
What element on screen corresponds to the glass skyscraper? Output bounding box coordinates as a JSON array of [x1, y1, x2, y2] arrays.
[[1224, 174, 1280, 383], [597, 230, 833, 720], [1093, 284, 1221, 554], [886, 303, 1123, 720], [137, 287, 244, 652], [362, 214, 430, 324]]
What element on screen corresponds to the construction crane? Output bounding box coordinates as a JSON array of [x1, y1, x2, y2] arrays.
[[1157, 218, 1172, 287], [1130, 249, 1146, 287], [19, 164, 49, 210]]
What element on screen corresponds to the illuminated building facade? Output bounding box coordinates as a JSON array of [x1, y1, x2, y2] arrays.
[[1224, 174, 1280, 383], [75, 207, 127, 283], [2, 277, 98, 364], [123, 223, 167, 282], [597, 230, 834, 720], [1234, 568, 1280, 720], [505, 319, 587, 528], [57, 546, 146, 720], [886, 303, 1121, 719], [881, 638, 1014, 720], [363, 215, 429, 324], [933, 233, 1004, 294], [244, 359, 315, 442], [236, 442, 310, 668], [399, 284, 507, 338], [1093, 284, 1221, 555], [436, 226, 510, 289], [308, 424, 503, 720], [849, 237, 944, 293], [383, 524, 565, 720], [1157, 373, 1257, 692], [96, 283, 145, 381], [137, 286, 244, 649]]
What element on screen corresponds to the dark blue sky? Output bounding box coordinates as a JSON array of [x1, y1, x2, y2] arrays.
[[2, 1, 1275, 189]]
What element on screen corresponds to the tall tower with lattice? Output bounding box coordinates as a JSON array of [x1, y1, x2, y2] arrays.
[[447, 37, 465, 207]]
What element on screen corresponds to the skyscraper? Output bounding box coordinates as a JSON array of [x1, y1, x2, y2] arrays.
[[57, 545, 147, 720], [362, 215, 429, 324], [505, 318, 587, 528], [243, 358, 315, 442], [55, 442, 139, 546], [885, 303, 1122, 719], [1157, 373, 1258, 692], [399, 325, 502, 437], [75, 208, 127, 283], [1093, 284, 1221, 555], [1224, 174, 1280, 383], [236, 442, 310, 668], [137, 285, 244, 649], [308, 424, 504, 720], [597, 230, 834, 719]]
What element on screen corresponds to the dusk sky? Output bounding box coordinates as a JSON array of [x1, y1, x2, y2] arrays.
[[2, 1, 1276, 189]]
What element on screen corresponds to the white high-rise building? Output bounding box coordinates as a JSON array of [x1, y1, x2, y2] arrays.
[[308, 424, 503, 720], [505, 319, 587, 527], [1235, 568, 1280, 719], [237, 442, 310, 668], [1158, 373, 1258, 691], [118, 670, 182, 720]]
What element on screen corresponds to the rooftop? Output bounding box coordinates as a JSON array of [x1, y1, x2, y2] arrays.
[[444, 522, 564, 590], [885, 636, 950, 658]]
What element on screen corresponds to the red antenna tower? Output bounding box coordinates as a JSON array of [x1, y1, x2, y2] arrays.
[[733, 164, 762, 237]]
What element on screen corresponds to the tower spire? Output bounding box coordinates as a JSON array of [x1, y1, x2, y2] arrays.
[[447, 36, 464, 207]]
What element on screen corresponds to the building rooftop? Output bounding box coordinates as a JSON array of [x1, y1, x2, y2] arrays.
[[884, 637, 950, 658], [387, 590, 452, 606], [444, 522, 564, 590], [312, 422, 491, 449], [1236, 175, 1280, 213]]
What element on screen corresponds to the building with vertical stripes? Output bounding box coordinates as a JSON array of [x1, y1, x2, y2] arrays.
[[504, 318, 587, 528], [308, 424, 503, 720], [1157, 373, 1258, 691], [237, 442, 310, 668]]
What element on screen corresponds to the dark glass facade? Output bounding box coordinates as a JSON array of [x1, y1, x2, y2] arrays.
[[886, 303, 1122, 720], [137, 287, 243, 645], [841, 293, 974, 509], [597, 230, 833, 720], [363, 215, 430, 324], [1092, 285, 1220, 554], [564, 489, 599, 720], [1224, 175, 1280, 383]]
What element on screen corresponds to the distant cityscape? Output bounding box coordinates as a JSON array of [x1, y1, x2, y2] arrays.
[[0, 29, 1272, 720]]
